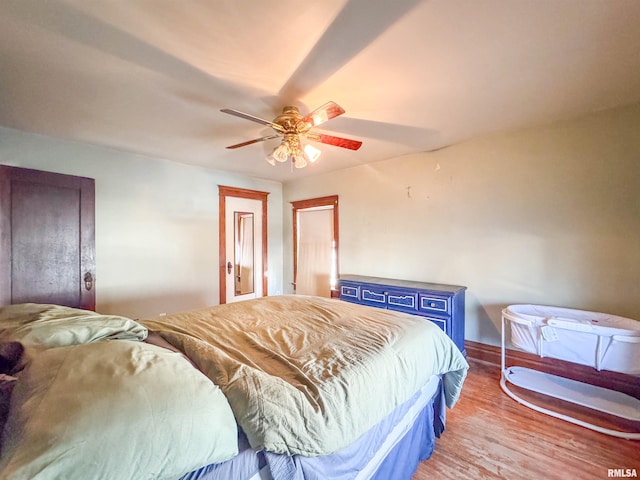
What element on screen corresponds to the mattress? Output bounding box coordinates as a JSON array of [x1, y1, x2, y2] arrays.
[[181, 375, 444, 480], [178, 430, 265, 480]]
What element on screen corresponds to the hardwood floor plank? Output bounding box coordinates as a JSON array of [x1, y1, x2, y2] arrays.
[[412, 358, 640, 480]]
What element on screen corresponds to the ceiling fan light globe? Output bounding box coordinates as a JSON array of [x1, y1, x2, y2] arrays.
[[266, 155, 276, 166], [303, 144, 321, 163], [293, 154, 307, 169], [271, 143, 290, 163]]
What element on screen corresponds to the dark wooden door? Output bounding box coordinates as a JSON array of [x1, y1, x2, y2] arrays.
[[0, 166, 95, 310]]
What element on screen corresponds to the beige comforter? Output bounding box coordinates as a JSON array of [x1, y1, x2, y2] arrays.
[[142, 295, 468, 456]]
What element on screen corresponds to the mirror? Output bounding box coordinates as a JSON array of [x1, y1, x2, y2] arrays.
[[234, 211, 254, 295]]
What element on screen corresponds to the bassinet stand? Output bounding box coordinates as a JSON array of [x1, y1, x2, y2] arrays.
[[500, 309, 640, 440]]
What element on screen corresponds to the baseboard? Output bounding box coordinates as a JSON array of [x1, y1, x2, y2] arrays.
[[465, 340, 640, 399]]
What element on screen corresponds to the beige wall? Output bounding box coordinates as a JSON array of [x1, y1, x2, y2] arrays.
[[283, 103, 640, 346], [0, 127, 283, 320], [3, 102, 638, 343]]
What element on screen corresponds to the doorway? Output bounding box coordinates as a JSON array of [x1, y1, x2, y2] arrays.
[[291, 195, 339, 298], [218, 186, 269, 304]]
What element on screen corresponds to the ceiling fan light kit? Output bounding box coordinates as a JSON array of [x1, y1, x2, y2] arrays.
[[266, 134, 318, 169], [221, 102, 362, 170]]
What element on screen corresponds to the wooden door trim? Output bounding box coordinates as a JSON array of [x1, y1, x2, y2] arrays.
[[218, 185, 269, 304], [79, 178, 96, 310], [0, 167, 11, 306], [291, 195, 339, 293]]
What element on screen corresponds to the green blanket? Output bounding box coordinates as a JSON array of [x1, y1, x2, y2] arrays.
[[0, 341, 238, 480], [143, 295, 469, 456], [0, 303, 147, 348]]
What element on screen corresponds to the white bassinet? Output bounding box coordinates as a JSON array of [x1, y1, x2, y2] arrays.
[[505, 304, 640, 375], [500, 304, 640, 439]]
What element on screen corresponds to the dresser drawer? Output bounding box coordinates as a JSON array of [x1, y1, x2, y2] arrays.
[[360, 286, 418, 313], [423, 316, 447, 333], [340, 284, 360, 300], [386, 291, 418, 311], [419, 294, 450, 315], [360, 286, 387, 306]]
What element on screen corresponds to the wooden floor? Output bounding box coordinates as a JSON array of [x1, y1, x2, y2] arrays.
[[412, 357, 640, 480]]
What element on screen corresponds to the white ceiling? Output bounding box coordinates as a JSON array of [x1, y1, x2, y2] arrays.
[[2, 0, 640, 183]]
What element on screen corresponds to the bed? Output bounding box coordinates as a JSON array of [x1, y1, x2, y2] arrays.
[[0, 295, 468, 479]]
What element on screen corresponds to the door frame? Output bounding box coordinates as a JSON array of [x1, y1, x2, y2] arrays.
[[291, 195, 339, 294], [218, 185, 269, 304]]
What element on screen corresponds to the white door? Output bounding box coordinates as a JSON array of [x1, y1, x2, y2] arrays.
[[225, 196, 263, 303], [296, 207, 334, 297], [291, 195, 339, 298]]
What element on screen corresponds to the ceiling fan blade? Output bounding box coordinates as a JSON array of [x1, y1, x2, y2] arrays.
[[220, 108, 283, 131], [311, 133, 362, 151], [300, 101, 345, 128], [225, 134, 281, 149]]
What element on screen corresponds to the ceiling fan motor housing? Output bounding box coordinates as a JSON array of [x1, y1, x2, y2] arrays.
[[273, 106, 311, 134]]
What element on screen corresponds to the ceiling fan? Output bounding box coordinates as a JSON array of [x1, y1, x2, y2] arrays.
[[220, 102, 362, 169]]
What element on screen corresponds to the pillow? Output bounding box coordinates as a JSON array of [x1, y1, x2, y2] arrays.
[[0, 340, 238, 480], [0, 303, 147, 348]]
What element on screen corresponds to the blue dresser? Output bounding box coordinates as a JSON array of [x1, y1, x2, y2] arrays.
[[339, 275, 467, 355]]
